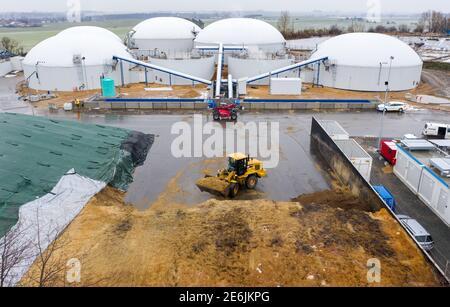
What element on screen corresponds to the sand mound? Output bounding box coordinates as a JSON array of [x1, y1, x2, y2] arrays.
[[19, 187, 443, 287]]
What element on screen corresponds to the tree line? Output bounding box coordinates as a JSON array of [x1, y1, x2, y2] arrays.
[[278, 11, 449, 40], [0, 37, 25, 56]]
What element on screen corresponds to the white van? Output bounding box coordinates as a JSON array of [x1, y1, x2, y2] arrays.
[[422, 122, 450, 139]]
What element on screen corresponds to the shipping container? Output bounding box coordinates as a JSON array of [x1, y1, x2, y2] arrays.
[[373, 185, 397, 211], [380, 140, 398, 165], [335, 139, 373, 181], [270, 78, 302, 95]]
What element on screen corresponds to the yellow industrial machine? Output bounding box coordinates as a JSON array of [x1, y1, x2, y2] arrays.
[[196, 153, 267, 198]]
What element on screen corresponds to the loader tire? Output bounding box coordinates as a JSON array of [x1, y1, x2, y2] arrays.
[[213, 112, 220, 121], [229, 183, 240, 198], [246, 175, 258, 189]]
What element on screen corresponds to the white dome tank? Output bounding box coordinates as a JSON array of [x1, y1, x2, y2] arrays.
[[23, 33, 133, 91], [130, 17, 201, 56], [195, 18, 286, 52], [309, 33, 423, 91]]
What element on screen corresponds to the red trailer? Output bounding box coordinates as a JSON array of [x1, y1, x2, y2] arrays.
[[380, 140, 398, 165]]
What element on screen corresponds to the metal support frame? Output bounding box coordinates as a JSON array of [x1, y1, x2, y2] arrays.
[[144, 67, 148, 85], [228, 74, 233, 99], [113, 55, 212, 86], [246, 56, 328, 84], [215, 43, 224, 98], [314, 62, 321, 87], [119, 60, 124, 87]]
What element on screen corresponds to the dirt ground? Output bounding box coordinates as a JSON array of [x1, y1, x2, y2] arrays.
[[18, 83, 209, 110], [245, 81, 435, 102], [421, 69, 450, 98], [18, 68, 450, 112], [20, 186, 444, 287], [117, 83, 208, 99]]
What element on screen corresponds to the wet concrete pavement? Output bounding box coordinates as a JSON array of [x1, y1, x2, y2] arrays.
[[0, 76, 34, 115], [27, 112, 333, 209], [2, 76, 450, 210], [12, 109, 448, 210]]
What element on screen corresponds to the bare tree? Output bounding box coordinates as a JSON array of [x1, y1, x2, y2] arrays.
[[329, 25, 343, 36], [0, 37, 24, 55], [374, 25, 388, 33], [31, 217, 70, 287], [414, 24, 424, 33], [419, 11, 432, 32], [30, 228, 109, 287], [278, 11, 293, 36], [0, 222, 32, 287], [22, 209, 109, 287], [419, 10, 449, 34], [347, 22, 365, 33], [398, 24, 410, 33]]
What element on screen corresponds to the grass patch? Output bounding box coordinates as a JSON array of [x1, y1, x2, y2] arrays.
[[423, 61, 450, 71]]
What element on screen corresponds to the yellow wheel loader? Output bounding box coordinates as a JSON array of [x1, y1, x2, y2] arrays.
[[196, 153, 267, 198]]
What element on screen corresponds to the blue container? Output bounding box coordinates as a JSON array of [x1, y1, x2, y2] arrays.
[[101, 78, 116, 97], [373, 185, 396, 212], [207, 99, 216, 109]]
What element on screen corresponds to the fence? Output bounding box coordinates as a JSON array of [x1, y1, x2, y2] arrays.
[[429, 247, 450, 281]]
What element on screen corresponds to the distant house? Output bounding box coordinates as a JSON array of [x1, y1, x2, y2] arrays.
[[0, 49, 15, 60], [0, 49, 22, 77]]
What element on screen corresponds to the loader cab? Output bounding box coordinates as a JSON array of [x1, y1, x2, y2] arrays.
[[228, 153, 250, 176]]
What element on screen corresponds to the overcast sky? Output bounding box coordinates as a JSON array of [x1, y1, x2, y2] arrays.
[[0, 0, 448, 14]]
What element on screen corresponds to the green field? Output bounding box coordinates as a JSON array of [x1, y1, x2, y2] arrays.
[[0, 16, 420, 52], [0, 19, 141, 51]]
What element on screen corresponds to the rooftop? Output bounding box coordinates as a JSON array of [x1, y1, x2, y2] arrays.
[[398, 143, 450, 185], [0, 49, 15, 60]]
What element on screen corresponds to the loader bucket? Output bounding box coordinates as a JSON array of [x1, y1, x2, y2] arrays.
[[196, 176, 231, 198]]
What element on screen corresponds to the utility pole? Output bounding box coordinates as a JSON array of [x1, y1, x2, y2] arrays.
[[378, 56, 394, 150]]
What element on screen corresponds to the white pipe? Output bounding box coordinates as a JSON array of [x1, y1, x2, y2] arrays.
[[228, 74, 233, 99], [195, 45, 247, 51], [215, 43, 224, 98]]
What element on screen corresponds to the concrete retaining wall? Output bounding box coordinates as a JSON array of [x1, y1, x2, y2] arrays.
[[93, 99, 378, 111], [310, 117, 384, 212]]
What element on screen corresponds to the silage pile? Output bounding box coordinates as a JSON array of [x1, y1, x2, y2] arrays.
[[20, 188, 443, 287]]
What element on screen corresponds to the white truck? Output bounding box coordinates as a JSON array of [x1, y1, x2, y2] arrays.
[[422, 122, 450, 139]]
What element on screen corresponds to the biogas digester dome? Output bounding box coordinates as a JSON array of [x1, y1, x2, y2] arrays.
[[23, 26, 133, 91], [195, 18, 286, 52], [195, 18, 290, 85], [57, 26, 123, 43], [309, 33, 423, 91], [130, 17, 201, 55]]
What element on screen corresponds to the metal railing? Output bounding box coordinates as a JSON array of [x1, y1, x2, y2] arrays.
[[429, 247, 450, 280]]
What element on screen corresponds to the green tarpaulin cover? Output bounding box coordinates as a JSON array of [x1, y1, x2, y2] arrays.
[[0, 113, 152, 236]]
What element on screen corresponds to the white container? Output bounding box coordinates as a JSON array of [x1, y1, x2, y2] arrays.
[[237, 78, 247, 96], [319, 120, 350, 140], [335, 139, 373, 181], [63, 103, 73, 111], [270, 78, 302, 95], [0, 60, 12, 77]]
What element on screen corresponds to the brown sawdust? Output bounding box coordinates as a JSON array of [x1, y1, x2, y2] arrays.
[[19, 185, 444, 287]]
